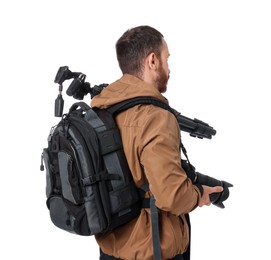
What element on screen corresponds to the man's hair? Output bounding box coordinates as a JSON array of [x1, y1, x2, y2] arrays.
[[116, 25, 164, 76]]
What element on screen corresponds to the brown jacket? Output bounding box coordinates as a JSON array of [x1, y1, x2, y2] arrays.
[[91, 74, 201, 260]]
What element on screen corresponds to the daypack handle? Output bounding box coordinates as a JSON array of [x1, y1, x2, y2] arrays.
[[69, 102, 91, 113]]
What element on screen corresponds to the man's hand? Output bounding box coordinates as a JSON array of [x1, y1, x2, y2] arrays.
[[198, 185, 224, 207]]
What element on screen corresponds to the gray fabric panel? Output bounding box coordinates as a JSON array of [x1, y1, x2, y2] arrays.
[[84, 194, 102, 235], [85, 109, 106, 131], [58, 151, 76, 204]]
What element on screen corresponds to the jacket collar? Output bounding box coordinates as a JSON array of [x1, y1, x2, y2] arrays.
[[91, 74, 168, 109]]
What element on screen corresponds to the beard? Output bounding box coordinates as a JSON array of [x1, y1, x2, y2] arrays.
[[156, 66, 169, 93]]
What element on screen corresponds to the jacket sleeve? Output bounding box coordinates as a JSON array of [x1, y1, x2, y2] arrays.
[[139, 107, 201, 216]]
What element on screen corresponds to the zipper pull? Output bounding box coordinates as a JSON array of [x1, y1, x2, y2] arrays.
[[48, 125, 57, 142], [40, 152, 44, 171]]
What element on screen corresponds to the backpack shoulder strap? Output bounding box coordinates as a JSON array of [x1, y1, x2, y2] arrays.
[[106, 96, 178, 118]]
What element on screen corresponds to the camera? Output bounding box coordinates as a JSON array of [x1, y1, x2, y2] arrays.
[[181, 159, 233, 208]]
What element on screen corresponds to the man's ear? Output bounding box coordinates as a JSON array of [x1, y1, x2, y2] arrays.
[[146, 52, 158, 70]]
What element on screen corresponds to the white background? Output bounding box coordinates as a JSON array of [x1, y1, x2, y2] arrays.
[[0, 0, 270, 259]]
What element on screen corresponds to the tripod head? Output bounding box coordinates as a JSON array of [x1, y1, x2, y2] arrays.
[[54, 66, 107, 117]]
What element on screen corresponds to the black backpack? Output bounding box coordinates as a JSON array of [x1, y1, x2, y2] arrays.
[[40, 96, 177, 236]]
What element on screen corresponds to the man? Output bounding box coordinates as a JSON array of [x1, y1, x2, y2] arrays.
[[91, 25, 223, 260]]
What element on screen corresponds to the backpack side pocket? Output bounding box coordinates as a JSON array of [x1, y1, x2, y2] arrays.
[[42, 148, 53, 198]]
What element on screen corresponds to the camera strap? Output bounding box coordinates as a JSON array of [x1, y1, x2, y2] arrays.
[[180, 142, 192, 166]]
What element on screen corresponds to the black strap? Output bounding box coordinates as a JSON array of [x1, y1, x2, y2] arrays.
[[107, 96, 178, 118], [150, 195, 162, 260], [82, 172, 120, 186], [69, 101, 91, 113], [140, 183, 161, 260], [140, 183, 150, 208], [180, 142, 191, 165]]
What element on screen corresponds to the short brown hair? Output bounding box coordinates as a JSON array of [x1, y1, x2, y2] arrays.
[[116, 26, 164, 76]]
